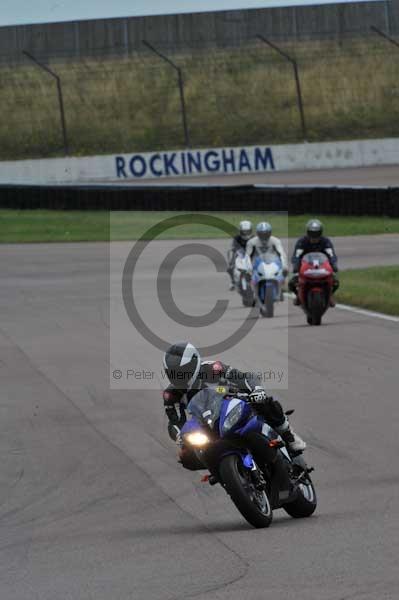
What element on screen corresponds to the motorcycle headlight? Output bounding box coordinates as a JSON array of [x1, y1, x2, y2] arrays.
[[222, 403, 245, 435], [185, 432, 210, 447]]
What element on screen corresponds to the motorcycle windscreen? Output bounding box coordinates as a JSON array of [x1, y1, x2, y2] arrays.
[[302, 252, 328, 264], [187, 388, 223, 428], [256, 252, 282, 266]]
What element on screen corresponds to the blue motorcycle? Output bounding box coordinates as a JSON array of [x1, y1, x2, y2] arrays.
[[252, 256, 284, 318], [181, 387, 316, 529]]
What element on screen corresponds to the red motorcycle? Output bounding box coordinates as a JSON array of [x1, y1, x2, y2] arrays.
[[298, 252, 334, 326]]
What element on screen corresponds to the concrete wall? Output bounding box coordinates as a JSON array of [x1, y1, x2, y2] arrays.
[[0, 2, 397, 63], [1, 138, 398, 184]]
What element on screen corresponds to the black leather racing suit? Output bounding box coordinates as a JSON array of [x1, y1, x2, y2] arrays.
[[163, 360, 285, 440], [291, 236, 338, 273], [232, 235, 249, 253]]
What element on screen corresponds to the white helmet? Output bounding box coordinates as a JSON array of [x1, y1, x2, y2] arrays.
[[239, 220, 253, 241], [256, 222, 272, 242]]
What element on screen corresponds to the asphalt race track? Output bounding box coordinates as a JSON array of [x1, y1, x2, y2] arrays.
[[1, 234, 399, 600]]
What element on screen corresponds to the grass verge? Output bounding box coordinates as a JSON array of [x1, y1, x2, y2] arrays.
[[1, 211, 399, 243], [337, 266, 399, 316]]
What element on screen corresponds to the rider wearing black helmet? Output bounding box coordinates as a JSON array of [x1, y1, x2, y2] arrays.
[[227, 220, 253, 290], [162, 341, 306, 470], [289, 219, 339, 305]]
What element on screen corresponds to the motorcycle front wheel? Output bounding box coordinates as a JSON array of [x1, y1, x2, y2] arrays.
[[242, 296, 254, 307], [265, 285, 274, 318], [219, 454, 273, 528], [259, 283, 274, 318], [241, 287, 255, 307], [307, 290, 323, 326]]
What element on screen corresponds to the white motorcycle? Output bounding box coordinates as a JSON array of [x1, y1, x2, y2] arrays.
[[252, 255, 284, 318], [230, 249, 255, 307]]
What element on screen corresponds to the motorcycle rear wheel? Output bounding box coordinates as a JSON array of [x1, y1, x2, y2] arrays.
[[283, 477, 317, 518], [219, 455, 273, 528]]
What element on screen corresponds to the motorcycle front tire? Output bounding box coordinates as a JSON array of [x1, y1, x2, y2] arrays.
[[219, 454, 273, 529]]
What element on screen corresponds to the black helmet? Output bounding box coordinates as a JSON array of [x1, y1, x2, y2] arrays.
[[163, 342, 201, 390], [306, 219, 323, 239]]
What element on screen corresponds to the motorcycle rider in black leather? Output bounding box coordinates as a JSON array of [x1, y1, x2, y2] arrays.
[[289, 219, 339, 306], [162, 342, 306, 474], [227, 220, 253, 290]]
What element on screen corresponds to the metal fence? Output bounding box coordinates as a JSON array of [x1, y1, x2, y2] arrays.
[[1, 5, 399, 160], [0, 2, 398, 63]]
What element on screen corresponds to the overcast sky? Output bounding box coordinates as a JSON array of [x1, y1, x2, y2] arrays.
[[0, 0, 367, 27]]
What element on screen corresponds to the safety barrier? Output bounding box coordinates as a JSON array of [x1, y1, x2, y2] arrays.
[[0, 184, 398, 216]]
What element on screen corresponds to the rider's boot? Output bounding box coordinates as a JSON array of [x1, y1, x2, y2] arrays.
[[275, 418, 307, 456], [227, 266, 235, 291], [288, 276, 300, 305]]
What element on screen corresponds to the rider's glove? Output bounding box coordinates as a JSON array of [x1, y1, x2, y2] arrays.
[[248, 387, 268, 405], [282, 268, 289, 277]]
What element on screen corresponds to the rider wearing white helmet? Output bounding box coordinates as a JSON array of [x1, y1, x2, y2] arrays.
[[246, 222, 289, 277], [227, 220, 253, 290]]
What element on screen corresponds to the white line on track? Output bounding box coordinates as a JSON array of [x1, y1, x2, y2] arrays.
[[284, 293, 399, 323], [334, 303, 399, 323]]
